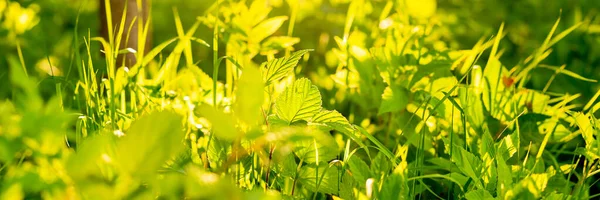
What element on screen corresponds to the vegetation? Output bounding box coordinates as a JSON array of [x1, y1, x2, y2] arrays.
[[1, 0, 600, 199]]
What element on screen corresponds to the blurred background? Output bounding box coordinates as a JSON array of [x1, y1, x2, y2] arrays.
[[1, 0, 599, 106]]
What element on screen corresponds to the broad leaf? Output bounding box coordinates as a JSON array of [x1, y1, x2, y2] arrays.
[[207, 137, 228, 169], [371, 152, 392, 177], [572, 112, 595, 147], [249, 16, 287, 43], [310, 110, 370, 157], [275, 78, 322, 124], [261, 36, 301, 53], [267, 114, 289, 130], [465, 189, 494, 200], [276, 153, 298, 177], [311, 110, 349, 125], [262, 50, 311, 85], [347, 156, 373, 184], [234, 66, 264, 126], [378, 84, 409, 115], [293, 126, 338, 163], [197, 104, 239, 141], [298, 163, 340, 194], [116, 111, 185, 177], [250, 16, 288, 43]]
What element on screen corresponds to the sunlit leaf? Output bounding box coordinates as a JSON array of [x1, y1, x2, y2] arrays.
[[234, 66, 264, 126], [572, 112, 595, 147], [262, 49, 311, 85], [261, 36, 300, 53], [347, 156, 373, 184], [250, 16, 288, 43], [275, 78, 322, 124], [197, 104, 239, 141], [116, 111, 185, 177], [538, 65, 597, 83], [465, 189, 494, 200], [378, 84, 409, 115], [298, 163, 340, 194], [267, 114, 289, 130], [311, 110, 349, 125], [293, 126, 338, 163]]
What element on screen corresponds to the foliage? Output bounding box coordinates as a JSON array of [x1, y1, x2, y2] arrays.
[[2, 0, 600, 199]]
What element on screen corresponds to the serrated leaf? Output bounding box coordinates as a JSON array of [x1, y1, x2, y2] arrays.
[[378, 84, 409, 115], [262, 50, 311, 85], [311, 110, 349, 125], [116, 111, 185, 177], [250, 16, 288, 43], [275, 78, 322, 124], [197, 104, 239, 141], [234, 66, 264, 126], [207, 137, 228, 169]]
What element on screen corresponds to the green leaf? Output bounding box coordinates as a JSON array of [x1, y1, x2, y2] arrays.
[[512, 173, 549, 198], [207, 137, 228, 169], [234, 66, 265, 126], [8, 55, 42, 111], [267, 114, 289, 130], [138, 38, 178, 70], [378, 174, 409, 199], [464, 189, 494, 200], [371, 152, 392, 176], [311, 110, 349, 125], [538, 65, 597, 82], [197, 104, 239, 141], [572, 112, 595, 147], [496, 152, 513, 197], [67, 133, 114, 182], [378, 84, 409, 115], [275, 78, 322, 124], [339, 170, 357, 199], [445, 138, 484, 189], [250, 16, 288, 43], [293, 126, 338, 163], [298, 163, 340, 194], [261, 36, 301, 52], [262, 50, 311, 86], [276, 153, 298, 177], [310, 110, 371, 158], [116, 111, 185, 177], [347, 156, 373, 184]]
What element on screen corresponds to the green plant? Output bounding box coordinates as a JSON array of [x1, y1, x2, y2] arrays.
[[2, 0, 600, 199]]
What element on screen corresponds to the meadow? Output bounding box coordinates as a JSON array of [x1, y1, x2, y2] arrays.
[[1, 0, 600, 199]]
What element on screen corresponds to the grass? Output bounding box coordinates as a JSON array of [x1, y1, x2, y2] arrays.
[[1, 0, 600, 199]]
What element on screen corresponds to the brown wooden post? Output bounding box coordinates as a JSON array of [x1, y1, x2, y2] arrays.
[[99, 0, 151, 67]]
